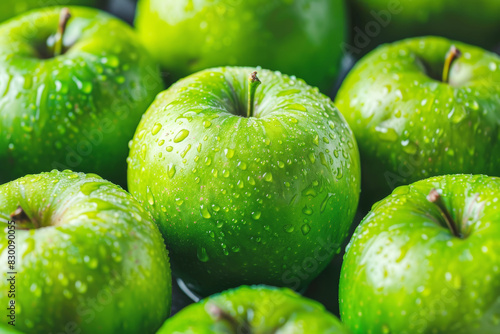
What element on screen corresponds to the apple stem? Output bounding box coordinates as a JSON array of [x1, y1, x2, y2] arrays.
[[247, 71, 261, 118], [442, 45, 462, 84], [207, 303, 250, 333], [10, 205, 38, 229], [54, 8, 71, 57], [427, 189, 460, 237]]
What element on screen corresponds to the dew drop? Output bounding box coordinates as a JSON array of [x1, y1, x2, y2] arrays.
[[201, 205, 211, 219], [146, 187, 155, 205], [301, 223, 311, 235], [447, 107, 467, 124], [375, 126, 398, 141], [302, 205, 313, 215], [80, 182, 103, 196], [264, 172, 273, 182], [225, 148, 235, 159], [167, 164, 176, 178], [401, 140, 418, 155], [174, 129, 190, 143], [197, 247, 209, 262], [151, 123, 162, 135]]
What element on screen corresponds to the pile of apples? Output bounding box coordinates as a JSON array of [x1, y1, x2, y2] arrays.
[[0, 0, 499, 333]]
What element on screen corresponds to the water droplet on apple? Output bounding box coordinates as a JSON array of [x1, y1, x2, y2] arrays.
[[80, 182, 103, 196], [225, 148, 235, 159], [283, 224, 294, 233], [319, 152, 328, 167], [308, 152, 316, 163], [336, 167, 343, 180], [401, 140, 418, 155], [238, 161, 247, 170], [302, 205, 313, 215], [252, 211, 261, 220], [151, 123, 162, 135], [263, 172, 273, 182], [167, 164, 176, 178], [285, 103, 307, 112], [301, 223, 311, 235], [447, 107, 467, 124], [200, 205, 211, 219], [248, 176, 255, 185], [174, 129, 189, 143], [375, 126, 398, 141], [146, 187, 155, 205]]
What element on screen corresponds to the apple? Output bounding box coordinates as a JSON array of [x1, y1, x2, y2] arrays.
[[0, 6, 163, 186], [158, 285, 351, 333], [134, 0, 347, 92], [347, 0, 500, 55], [335, 36, 500, 204], [340, 174, 500, 333], [0, 170, 172, 333], [0, 325, 22, 334], [127, 67, 361, 297], [0, 0, 107, 23]]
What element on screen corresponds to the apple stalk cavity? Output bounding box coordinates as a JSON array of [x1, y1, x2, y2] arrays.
[[442, 45, 462, 83], [247, 71, 261, 118], [53, 7, 71, 57], [10, 205, 38, 229], [427, 188, 461, 238]]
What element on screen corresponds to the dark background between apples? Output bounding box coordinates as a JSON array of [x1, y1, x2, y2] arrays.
[[103, 0, 499, 317]]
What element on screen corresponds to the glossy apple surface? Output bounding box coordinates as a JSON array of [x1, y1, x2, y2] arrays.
[[0, 0, 107, 23], [0, 7, 163, 186], [0, 170, 172, 333], [159, 285, 351, 333], [135, 0, 347, 92], [335, 37, 500, 204], [349, 0, 500, 54], [340, 174, 500, 333], [128, 67, 361, 297]]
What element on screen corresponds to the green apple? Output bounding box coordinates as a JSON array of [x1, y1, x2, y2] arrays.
[[0, 325, 23, 334], [335, 36, 500, 204], [0, 0, 107, 23], [0, 6, 163, 186], [340, 174, 500, 333], [135, 0, 347, 92], [347, 0, 500, 55], [0, 170, 172, 333], [159, 285, 351, 333], [128, 67, 361, 297]]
